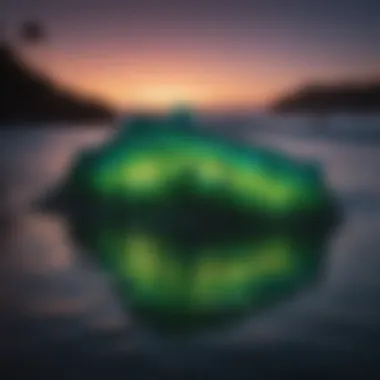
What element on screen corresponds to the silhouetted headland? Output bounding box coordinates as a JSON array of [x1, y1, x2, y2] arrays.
[[0, 44, 115, 125], [271, 81, 380, 114]]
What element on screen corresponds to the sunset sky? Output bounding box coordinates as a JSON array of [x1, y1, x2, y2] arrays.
[[1, 0, 380, 111]]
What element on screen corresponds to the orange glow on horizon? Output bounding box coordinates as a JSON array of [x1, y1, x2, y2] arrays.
[[60, 72, 281, 112], [54, 74, 277, 112], [20, 46, 307, 112]]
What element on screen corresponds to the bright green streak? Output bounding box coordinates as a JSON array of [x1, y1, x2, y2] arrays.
[[62, 112, 335, 326]]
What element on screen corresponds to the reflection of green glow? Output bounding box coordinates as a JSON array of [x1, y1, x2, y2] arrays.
[[90, 228, 320, 317], [57, 111, 339, 330]]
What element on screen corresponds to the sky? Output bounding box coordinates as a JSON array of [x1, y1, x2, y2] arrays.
[[1, 0, 380, 111]]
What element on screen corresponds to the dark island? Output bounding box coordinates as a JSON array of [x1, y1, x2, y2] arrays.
[[0, 44, 115, 125], [271, 81, 380, 114]]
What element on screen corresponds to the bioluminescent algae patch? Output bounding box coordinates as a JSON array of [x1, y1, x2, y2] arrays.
[[45, 110, 340, 330]]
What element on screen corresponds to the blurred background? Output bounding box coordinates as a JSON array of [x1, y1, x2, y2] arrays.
[[0, 0, 380, 379]]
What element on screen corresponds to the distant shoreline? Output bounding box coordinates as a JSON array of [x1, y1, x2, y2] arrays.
[[0, 44, 116, 126], [270, 82, 380, 115]]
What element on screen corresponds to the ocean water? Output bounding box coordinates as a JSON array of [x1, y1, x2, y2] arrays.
[[0, 115, 380, 379]]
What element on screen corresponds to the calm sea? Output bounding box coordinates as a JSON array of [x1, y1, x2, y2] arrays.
[[0, 114, 380, 379]]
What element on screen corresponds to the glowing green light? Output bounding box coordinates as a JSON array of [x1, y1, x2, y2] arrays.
[[53, 111, 339, 330]]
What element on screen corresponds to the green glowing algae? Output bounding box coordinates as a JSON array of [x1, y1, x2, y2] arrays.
[[50, 110, 339, 330]]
